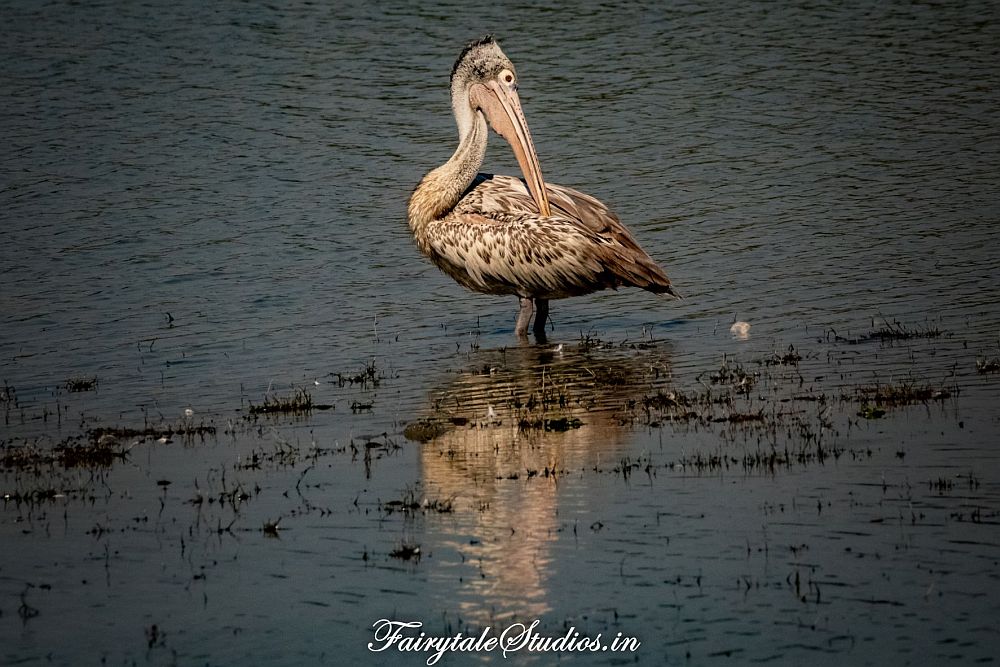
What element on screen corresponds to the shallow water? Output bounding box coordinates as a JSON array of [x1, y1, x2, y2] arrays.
[[2, 0, 1000, 665]]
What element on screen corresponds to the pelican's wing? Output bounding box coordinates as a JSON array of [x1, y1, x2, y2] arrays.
[[428, 174, 677, 299], [459, 174, 613, 227]]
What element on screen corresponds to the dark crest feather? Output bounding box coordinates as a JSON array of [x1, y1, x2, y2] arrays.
[[450, 34, 498, 83]]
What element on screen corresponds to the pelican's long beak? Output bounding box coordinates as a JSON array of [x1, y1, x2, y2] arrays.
[[470, 80, 552, 217]]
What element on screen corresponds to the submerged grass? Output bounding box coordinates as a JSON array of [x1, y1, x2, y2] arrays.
[[757, 345, 804, 366], [827, 317, 946, 344], [334, 359, 382, 388], [2, 422, 217, 471], [853, 383, 952, 405], [2, 439, 127, 469], [868, 318, 944, 341], [701, 357, 758, 393], [89, 424, 216, 443], [248, 389, 327, 415], [380, 486, 455, 515]]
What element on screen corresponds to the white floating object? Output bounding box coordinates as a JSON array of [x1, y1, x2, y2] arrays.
[[730, 321, 751, 340], [184, 408, 194, 418]]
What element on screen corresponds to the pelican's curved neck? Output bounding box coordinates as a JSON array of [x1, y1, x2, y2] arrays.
[[408, 94, 488, 232]]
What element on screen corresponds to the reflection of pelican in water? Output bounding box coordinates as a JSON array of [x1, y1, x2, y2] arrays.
[[410, 342, 673, 624], [408, 36, 679, 340]]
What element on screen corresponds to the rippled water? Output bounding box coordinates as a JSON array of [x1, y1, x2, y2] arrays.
[[3, 1, 1000, 665]]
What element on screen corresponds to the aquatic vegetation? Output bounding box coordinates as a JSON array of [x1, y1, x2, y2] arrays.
[[701, 356, 758, 393], [380, 486, 455, 515], [262, 518, 282, 537], [0, 437, 126, 469], [334, 358, 382, 388], [578, 331, 614, 351], [403, 419, 451, 443], [2, 420, 216, 471], [248, 388, 324, 415], [56, 439, 130, 467], [389, 542, 421, 561], [65, 376, 98, 392], [853, 382, 951, 405], [857, 404, 886, 419], [867, 318, 944, 341], [89, 423, 217, 443], [19, 585, 40, 621], [757, 345, 803, 366], [826, 317, 946, 344], [976, 357, 1000, 374], [517, 416, 583, 432]]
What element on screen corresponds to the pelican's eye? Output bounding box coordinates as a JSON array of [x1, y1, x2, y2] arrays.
[[499, 69, 516, 87]]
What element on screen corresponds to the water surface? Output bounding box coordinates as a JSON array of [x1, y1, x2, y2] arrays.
[[2, 1, 999, 665]]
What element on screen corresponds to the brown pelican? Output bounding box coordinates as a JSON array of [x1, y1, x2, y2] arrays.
[[408, 36, 679, 339]]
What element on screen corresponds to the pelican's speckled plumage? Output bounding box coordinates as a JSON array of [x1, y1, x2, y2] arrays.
[[408, 36, 678, 338]]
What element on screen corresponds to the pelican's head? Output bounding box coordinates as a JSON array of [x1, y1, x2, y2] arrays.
[[450, 36, 551, 217]]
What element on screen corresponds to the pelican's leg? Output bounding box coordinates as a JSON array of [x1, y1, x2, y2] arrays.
[[533, 298, 549, 338], [515, 297, 534, 338]]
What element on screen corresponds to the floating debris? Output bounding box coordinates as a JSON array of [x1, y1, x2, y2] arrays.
[[730, 321, 751, 340]]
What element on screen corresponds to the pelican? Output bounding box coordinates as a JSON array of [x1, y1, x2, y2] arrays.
[[408, 36, 679, 339]]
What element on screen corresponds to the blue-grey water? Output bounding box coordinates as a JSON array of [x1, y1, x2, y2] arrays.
[[2, 1, 1000, 665]]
